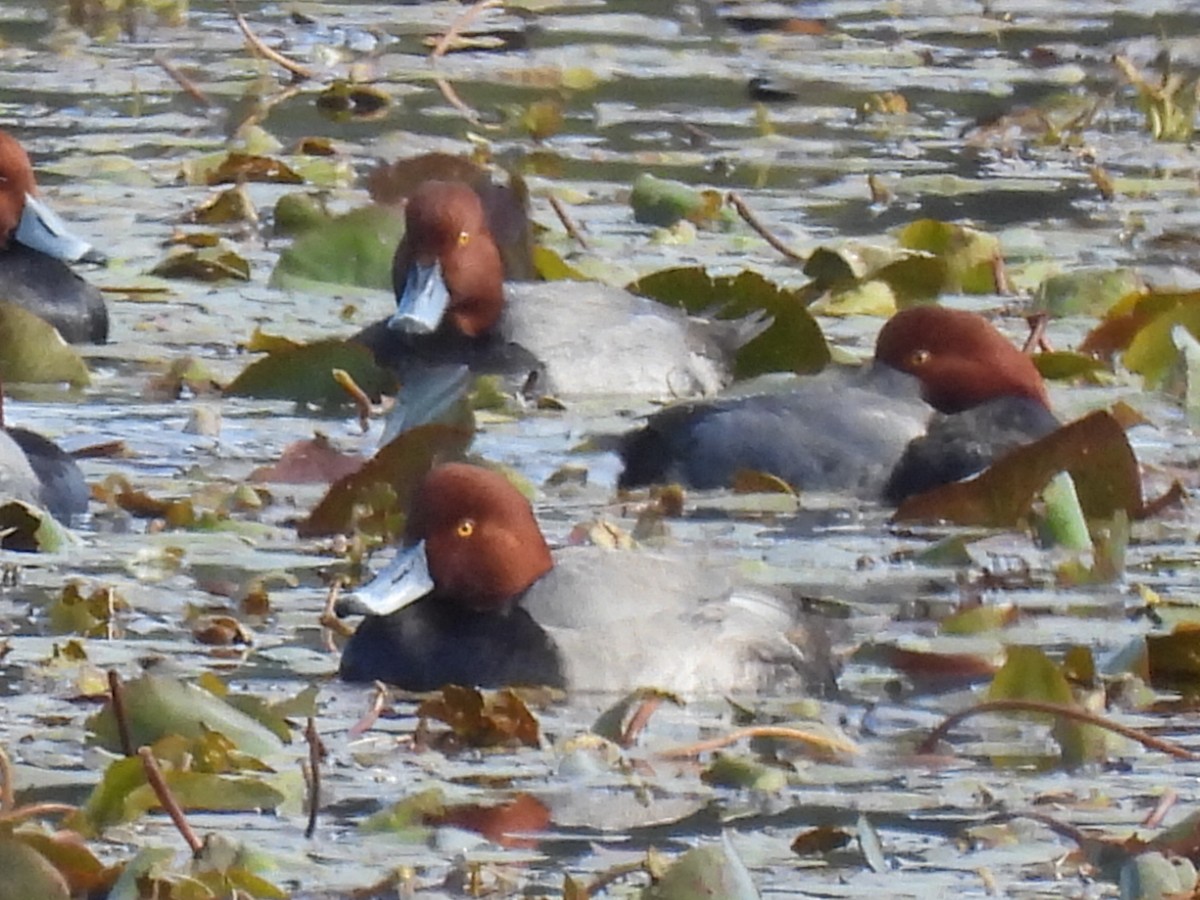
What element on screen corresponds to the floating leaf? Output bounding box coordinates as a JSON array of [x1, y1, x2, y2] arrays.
[[1033, 350, 1107, 382], [701, 754, 788, 792], [1032, 267, 1142, 317], [1037, 471, 1092, 551], [436, 793, 550, 848], [628, 267, 830, 377], [224, 338, 396, 406], [0, 302, 89, 386], [416, 685, 541, 748], [986, 646, 1106, 765], [519, 98, 564, 141], [861, 643, 999, 691], [205, 152, 304, 186], [149, 244, 250, 282], [643, 833, 760, 900], [896, 219, 1001, 294], [0, 500, 70, 552], [630, 173, 735, 229], [272, 192, 331, 237], [249, 434, 365, 484], [187, 185, 257, 225], [269, 204, 404, 293], [1147, 625, 1200, 687], [987, 646, 1073, 706], [894, 411, 1142, 527], [532, 245, 588, 281], [315, 80, 390, 122], [86, 673, 285, 758], [0, 838, 70, 900], [297, 422, 471, 538]]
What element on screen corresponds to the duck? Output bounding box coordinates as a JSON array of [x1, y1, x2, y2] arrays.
[[0, 387, 88, 524], [335, 462, 836, 695], [617, 305, 1061, 504], [352, 180, 756, 400], [0, 130, 108, 344]]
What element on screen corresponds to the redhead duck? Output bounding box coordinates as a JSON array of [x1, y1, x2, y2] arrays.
[[336, 462, 835, 695], [618, 305, 1060, 503], [0, 130, 108, 344], [353, 180, 755, 400]]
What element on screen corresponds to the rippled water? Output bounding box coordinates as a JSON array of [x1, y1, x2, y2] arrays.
[[3, 1, 1200, 896]]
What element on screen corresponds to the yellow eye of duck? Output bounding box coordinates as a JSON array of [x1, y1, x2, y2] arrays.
[[457, 230, 471, 247], [908, 348, 932, 367], [456, 519, 475, 538]]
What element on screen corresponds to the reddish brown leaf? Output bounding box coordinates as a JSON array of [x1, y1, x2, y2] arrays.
[[894, 411, 1142, 527], [434, 793, 549, 848], [249, 435, 364, 485]]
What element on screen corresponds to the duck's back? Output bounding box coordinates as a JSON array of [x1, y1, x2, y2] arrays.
[[619, 365, 929, 495], [883, 396, 1061, 504], [504, 282, 749, 398], [0, 429, 43, 510], [523, 547, 835, 695], [0, 244, 107, 343]]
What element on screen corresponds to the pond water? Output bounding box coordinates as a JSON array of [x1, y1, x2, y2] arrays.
[[3, 1, 1200, 897]]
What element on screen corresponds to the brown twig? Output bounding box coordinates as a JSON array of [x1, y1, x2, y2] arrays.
[[230, 1, 314, 82], [656, 725, 860, 760], [319, 577, 354, 644], [0, 802, 77, 825], [153, 52, 211, 107], [332, 369, 373, 433], [547, 195, 590, 250], [726, 191, 806, 263], [348, 683, 390, 738], [1136, 480, 1185, 520], [432, 74, 481, 123], [304, 717, 324, 839], [917, 698, 1200, 759], [138, 747, 204, 856], [1021, 313, 1051, 355], [991, 253, 1012, 296], [0, 744, 13, 811], [108, 670, 135, 758], [431, 0, 504, 61], [618, 695, 663, 748], [1143, 787, 1178, 829], [581, 860, 651, 896]]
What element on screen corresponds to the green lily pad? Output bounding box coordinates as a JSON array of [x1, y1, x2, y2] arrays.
[[0, 302, 89, 386], [0, 839, 70, 900], [224, 338, 397, 406], [1032, 267, 1142, 317], [86, 673, 285, 758], [630, 173, 736, 230], [628, 267, 830, 377], [896, 219, 1001, 294], [269, 204, 405, 293]]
